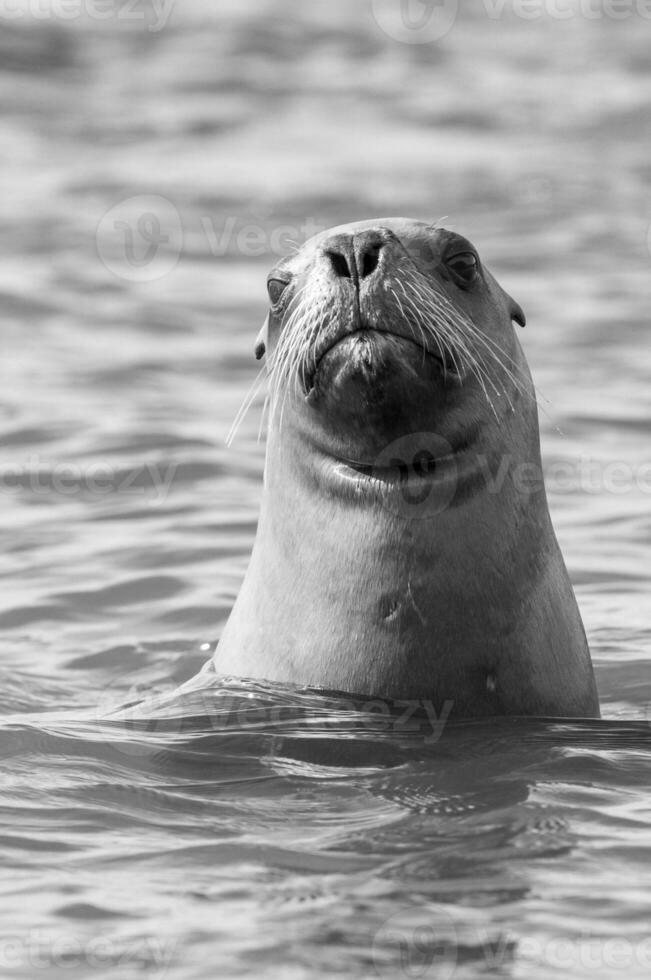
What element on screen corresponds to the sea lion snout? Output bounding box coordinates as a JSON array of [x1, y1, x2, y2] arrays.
[[302, 228, 465, 399]]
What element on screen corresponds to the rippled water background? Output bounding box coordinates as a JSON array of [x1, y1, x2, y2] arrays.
[[1, 2, 650, 977]]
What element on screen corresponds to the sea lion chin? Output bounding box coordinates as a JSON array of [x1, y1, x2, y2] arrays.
[[214, 217, 600, 719], [307, 330, 450, 447]]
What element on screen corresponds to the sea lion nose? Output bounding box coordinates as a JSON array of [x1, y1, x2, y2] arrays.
[[356, 231, 385, 280], [324, 230, 386, 282]]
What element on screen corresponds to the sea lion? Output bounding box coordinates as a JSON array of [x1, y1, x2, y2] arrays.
[[215, 218, 600, 718]]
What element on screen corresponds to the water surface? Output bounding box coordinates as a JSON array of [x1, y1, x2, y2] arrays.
[[1, 3, 650, 978]]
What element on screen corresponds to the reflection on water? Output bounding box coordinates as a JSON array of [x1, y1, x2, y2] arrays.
[[0, 3, 650, 978], [4, 677, 651, 979]]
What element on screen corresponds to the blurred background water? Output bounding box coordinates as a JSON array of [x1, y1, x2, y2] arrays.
[[0, 1, 650, 977]]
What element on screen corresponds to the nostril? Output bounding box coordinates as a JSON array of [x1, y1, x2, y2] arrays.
[[360, 243, 382, 279], [324, 232, 385, 281], [326, 250, 352, 279]]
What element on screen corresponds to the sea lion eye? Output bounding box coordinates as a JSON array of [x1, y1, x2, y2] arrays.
[[446, 252, 479, 285], [267, 278, 288, 305]]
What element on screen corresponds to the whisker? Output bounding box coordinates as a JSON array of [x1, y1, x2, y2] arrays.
[[258, 394, 270, 443], [226, 366, 268, 447]]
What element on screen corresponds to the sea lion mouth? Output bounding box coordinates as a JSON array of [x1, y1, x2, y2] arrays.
[[305, 326, 458, 395], [306, 421, 483, 505], [337, 443, 458, 481]]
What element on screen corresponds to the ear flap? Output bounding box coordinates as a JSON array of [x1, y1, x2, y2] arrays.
[[254, 314, 269, 359], [485, 267, 526, 328], [509, 298, 526, 328], [499, 286, 526, 328]]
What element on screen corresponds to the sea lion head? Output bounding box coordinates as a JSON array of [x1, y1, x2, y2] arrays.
[[256, 218, 530, 496]]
